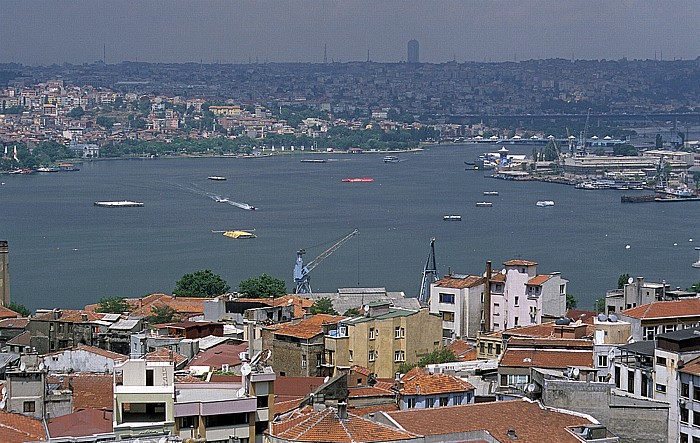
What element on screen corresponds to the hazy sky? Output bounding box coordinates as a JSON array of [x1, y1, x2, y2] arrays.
[[3, 1, 699, 65]]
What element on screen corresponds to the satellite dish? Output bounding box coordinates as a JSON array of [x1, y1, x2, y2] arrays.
[[38, 362, 45, 371], [501, 269, 506, 275], [572, 368, 580, 378], [324, 376, 330, 383], [363, 305, 370, 314], [627, 277, 634, 284], [241, 363, 252, 377], [597, 313, 607, 322], [608, 314, 618, 322], [525, 383, 536, 393], [19, 362, 26, 372], [237, 386, 246, 397]]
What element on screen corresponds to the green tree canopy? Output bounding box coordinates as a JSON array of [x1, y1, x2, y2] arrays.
[[148, 305, 180, 324], [7, 301, 30, 317], [238, 273, 287, 298], [397, 347, 457, 373], [97, 296, 130, 314], [688, 281, 700, 293], [344, 307, 361, 316], [174, 270, 230, 297], [566, 294, 577, 310], [618, 273, 631, 289], [310, 297, 338, 315]]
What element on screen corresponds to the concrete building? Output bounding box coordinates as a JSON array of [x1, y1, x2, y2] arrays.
[[0, 241, 8, 307], [397, 367, 475, 409], [325, 303, 442, 379], [605, 276, 669, 313], [611, 341, 655, 398], [5, 354, 72, 420], [617, 299, 700, 341], [305, 288, 421, 317], [429, 274, 484, 340], [593, 315, 631, 382], [407, 40, 419, 63], [678, 356, 700, 442], [42, 345, 127, 373]]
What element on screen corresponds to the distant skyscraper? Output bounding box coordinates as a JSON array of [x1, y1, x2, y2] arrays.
[[407, 40, 419, 64]]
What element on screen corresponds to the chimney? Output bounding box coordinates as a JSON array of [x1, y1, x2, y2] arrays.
[[337, 401, 348, 420], [482, 261, 492, 332]]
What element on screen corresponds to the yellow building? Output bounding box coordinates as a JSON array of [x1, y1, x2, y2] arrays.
[[209, 105, 242, 116], [324, 302, 442, 378]]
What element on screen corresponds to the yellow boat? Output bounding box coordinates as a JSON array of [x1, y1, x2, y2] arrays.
[[220, 230, 256, 239]]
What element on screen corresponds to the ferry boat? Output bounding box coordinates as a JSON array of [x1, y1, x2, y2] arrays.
[[483, 191, 499, 196], [383, 156, 400, 163], [475, 202, 493, 207], [208, 176, 227, 181], [342, 178, 374, 183], [536, 200, 555, 207], [36, 167, 60, 173], [443, 215, 462, 221], [94, 200, 144, 207]]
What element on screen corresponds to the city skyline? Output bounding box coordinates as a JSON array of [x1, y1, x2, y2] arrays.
[[2, 0, 699, 66]]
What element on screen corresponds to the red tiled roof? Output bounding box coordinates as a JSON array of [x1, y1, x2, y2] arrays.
[[506, 337, 593, 349], [620, 299, 700, 320], [447, 339, 477, 361], [400, 368, 474, 396], [489, 273, 506, 283], [69, 373, 114, 411], [349, 403, 399, 416], [272, 406, 420, 442], [0, 305, 20, 319], [504, 260, 538, 267], [499, 348, 593, 369], [503, 322, 595, 340], [268, 314, 344, 339], [274, 397, 304, 416], [0, 410, 47, 443], [238, 295, 313, 319], [0, 318, 29, 328], [350, 365, 371, 376], [47, 409, 112, 438], [349, 385, 394, 398], [680, 356, 700, 376], [566, 310, 596, 324], [434, 275, 484, 289], [527, 275, 552, 286], [33, 309, 103, 323], [185, 342, 247, 371], [386, 399, 593, 443]]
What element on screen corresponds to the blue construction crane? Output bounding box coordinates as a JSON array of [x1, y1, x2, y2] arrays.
[[293, 229, 359, 294], [418, 238, 439, 305]]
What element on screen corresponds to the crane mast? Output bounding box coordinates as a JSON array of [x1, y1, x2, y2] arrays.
[[418, 238, 439, 306], [294, 229, 359, 294]]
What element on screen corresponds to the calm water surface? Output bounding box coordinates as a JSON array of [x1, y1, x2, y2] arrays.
[[2, 145, 699, 311]]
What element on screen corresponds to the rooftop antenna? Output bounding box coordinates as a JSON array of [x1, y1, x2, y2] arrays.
[[418, 238, 439, 306]]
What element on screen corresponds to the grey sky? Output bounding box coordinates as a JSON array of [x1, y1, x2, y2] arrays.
[[2, 1, 699, 65]]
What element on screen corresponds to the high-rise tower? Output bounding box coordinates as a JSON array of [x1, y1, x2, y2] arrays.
[[407, 39, 419, 64], [0, 241, 9, 306]]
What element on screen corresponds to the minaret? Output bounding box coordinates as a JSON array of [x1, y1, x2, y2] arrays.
[[0, 241, 9, 306]]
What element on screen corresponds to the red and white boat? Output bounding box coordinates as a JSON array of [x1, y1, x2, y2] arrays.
[[342, 177, 374, 183]]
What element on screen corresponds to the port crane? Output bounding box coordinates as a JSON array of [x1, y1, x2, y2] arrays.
[[418, 238, 439, 306], [293, 229, 359, 294]]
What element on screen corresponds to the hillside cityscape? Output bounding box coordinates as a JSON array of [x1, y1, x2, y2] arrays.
[[1, 54, 700, 443]]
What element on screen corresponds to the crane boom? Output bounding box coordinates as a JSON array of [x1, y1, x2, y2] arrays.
[[294, 229, 359, 294]]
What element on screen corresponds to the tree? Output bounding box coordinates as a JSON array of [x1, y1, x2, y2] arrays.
[[595, 297, 606, 313], [238, 273, 286, 298], [310, 297, 338, 315], [7, 301, 30, 317], [655, 133, 663, 149], [174, 270, 230, 297], [398, 347, 457, 373], [96, 116, 116, 128], [97, 296, 130, 314], [566, 294, 578, 310], [344, 308, 361, 316], [148, 305, 180, 324], [688, 281, 700, 293], [618, 273, 631, 289], [66, 106, 85, 118]]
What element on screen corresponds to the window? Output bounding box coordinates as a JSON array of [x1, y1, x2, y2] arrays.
[[407, 398, 416, 408], [682, 383, 689, 398], [656, 383, 666, 393], [681, 407, 689, 423], [23, 401, 35, 413], [656, 356, 667, 366], [560, 284, 565, 294], [454, 394, 463, 404], [505, 374, 529, 386], [598, 355, 608, 368], [487, 343, 493, 354], [257, 395, 269, 409], [179, 416, 196, 428], [615, 366, 621, 388], [693, 437, 700, 443], [665, 325, 675, 333], [146, 369, 154, 386], [514, 296, 519, 307], [425, 397, 434, 408], [644, 326, 655, 341], [694, 385, 700, 401], [439, 397, 449, 407], [479, 343, 485, 354], [316, 354, 322, 368], [681, 433, 689, 443], [369, 350, 375, 362], [349, 350, 353, 361], [441, 311, 455, 322], [395, 326, 405, 338], [496, 344, 501, 355], [627, 370, 634, 393], [439, 293, 455, 304], [694, 411, 700, 426], [301, 355, 307, 368], [514, 316, 519, 326], [394, 350, 405, 362], [369, 328, 375, 339]]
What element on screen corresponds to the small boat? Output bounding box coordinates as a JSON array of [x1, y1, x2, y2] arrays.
[[214, 229, 257, 239], [342, 178, 374, 183], [94, 200, 144, 207], [300, 159, 327, 163], [693, 247, 700, 269], [443, 215, 462, 221], [58, 163, 79, 172], [212, 196, 229, 203], [383, 155, 400, 163], [536, 200, 555, 207], [483, 191, 499, 196], [36, 167, 60, 173], [208, 176, 227, 181], [475, 202, 493, 207]]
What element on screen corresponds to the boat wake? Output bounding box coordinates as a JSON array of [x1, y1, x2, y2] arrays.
[[173, 183, 257, 211]]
